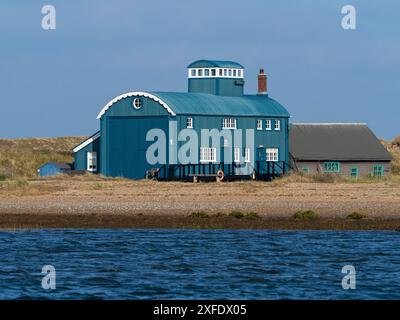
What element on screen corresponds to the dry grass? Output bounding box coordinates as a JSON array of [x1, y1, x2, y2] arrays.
[[0, 137, 85, 179], [0, 135, 399, 181], [385, 136, 400, 174]]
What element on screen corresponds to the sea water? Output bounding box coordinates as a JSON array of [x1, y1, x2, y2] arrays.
[[0, 229, 399, 299]]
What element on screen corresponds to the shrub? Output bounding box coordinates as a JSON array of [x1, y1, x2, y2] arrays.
[[347, 212, 367, 220], [228, 211, 245, 219], [190, 211, 209, 218], [244, 212, 261, 219], [394, 136, 400, 147], [293, 210, 319, 220]]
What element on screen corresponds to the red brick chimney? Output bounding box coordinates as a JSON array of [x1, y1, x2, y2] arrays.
[[257, 69, 267, 95]]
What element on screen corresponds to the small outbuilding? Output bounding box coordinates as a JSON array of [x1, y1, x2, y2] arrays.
[[289, 123, 392, 177], [38, 162, 72, 177]]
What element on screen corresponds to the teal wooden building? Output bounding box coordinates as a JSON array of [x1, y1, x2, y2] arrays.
[[73, 60, 290, 180]]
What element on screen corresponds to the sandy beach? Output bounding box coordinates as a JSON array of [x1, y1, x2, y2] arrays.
[[1, 177, 400, 229]]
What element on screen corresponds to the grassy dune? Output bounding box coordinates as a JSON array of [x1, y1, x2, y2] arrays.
[[384, 136, 400, 174], [0, 137, 85, 179]]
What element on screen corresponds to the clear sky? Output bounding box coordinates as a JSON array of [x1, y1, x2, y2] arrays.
[[1, 0, 399, 139]]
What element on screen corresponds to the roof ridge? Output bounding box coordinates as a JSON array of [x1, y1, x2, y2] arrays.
[[292, 123, 367, 125]]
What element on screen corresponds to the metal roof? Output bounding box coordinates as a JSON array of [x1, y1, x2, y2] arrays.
[[97, 91, 290, 119], [151, 92, 289, 117], [187, 60, 244, 69], [73, 131, 100, 153], [289, 123, 392, 161]]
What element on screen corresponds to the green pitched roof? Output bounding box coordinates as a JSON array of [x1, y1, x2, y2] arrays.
[[187, 60, 244, 69], [151, 92, 289, 117]]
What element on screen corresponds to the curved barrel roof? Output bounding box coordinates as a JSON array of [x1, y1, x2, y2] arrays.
[[97, 91, 289, 119], [152, 92, 289, 117], [187, 60, 244, 69]]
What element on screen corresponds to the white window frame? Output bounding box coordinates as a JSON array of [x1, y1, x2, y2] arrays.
[[245, 148, 251, 163], [234, 147, 240, 163], [266, 148, 279, 162], [222, 118, 237, 129], [256, 119, 263, 130], [186, 117, 193, 128], [265, 119, 272, 131], [87, 151, 98, 172], [274, 119, 281, 131], [188, 68, 244, 79], [200, 147, 217, 163]]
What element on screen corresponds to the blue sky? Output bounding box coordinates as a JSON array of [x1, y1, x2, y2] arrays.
[[0, 0, 399, 139]]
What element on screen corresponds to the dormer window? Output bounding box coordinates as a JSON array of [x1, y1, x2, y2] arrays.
[[204, 69, 210, 76], [238, 70, 242, 77], [211, 69, 216, 76], [219, 69, 223, 76], [198, 69, 203, 76], [191, 69, 196, 77]]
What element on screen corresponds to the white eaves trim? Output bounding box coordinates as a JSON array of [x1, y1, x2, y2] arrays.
[[73, 132, 100, 153], [96, 91, 176, 119]]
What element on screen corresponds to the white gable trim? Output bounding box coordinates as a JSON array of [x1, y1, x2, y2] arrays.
[[96, 91, 176, 119], [73, 132, 100, 153]]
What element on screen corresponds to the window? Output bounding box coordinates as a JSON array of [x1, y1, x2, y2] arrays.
[[191, 69, 196, 77], [224, 69, 227, 76], [204, 69, 210, 76], [238, 70, 242, 77], [200, 147, 216, 162], [228, 69, 232, 76], [186, 117, 193, 128], [372, 165, 383, 177], [245, 148, 251, 163], [350, 167, 358, 178], [222, 118, 237, 129], [233, 69, 237, 77], [87, 152, 97, 172], [302, 167, 310, 174], [198, 69, 203, 76], [211, 69, 216, 76], [219, 69, 223, 76], [234, 147, 240, 162], [323, 162, 340, 173], [133, 98, 142, 110], [266, 148, 278, 162], [265, 120, 271, 130], [256, 119, 263, 130], [274, 119, 281, 130]]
